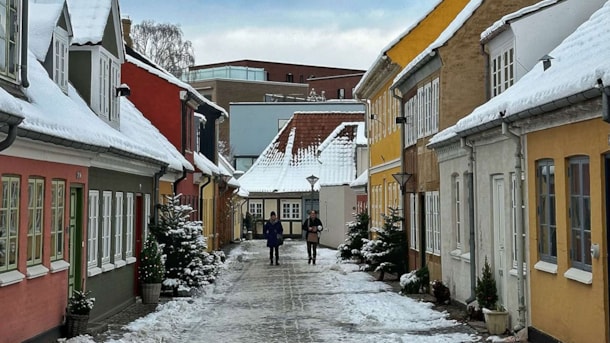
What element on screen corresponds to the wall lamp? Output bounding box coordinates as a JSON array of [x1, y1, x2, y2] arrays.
[[116, 83, 131, 97]]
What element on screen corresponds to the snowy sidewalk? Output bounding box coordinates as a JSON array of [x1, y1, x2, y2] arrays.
[[67, 239, 482, 343]]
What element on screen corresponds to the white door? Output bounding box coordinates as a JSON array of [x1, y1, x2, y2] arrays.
[[492, 176, 506, 306]]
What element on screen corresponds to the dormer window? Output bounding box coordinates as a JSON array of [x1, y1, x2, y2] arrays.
[[98, 49, 120, 122], [53, 27, 69, 93], [0, 0, 20, 83]]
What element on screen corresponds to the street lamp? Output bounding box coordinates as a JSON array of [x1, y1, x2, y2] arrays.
[[306, 174, 319, 214], [392, 172, 412, 194]]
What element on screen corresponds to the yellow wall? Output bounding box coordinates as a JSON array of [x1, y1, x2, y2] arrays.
[[201, 181, 216, 251], [527, 118, 609, 343]]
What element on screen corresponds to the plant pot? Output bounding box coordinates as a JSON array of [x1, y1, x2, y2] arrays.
[[483, 308, 509, 335], [142, 283, 162, 304], [65, 313, 89, 338]]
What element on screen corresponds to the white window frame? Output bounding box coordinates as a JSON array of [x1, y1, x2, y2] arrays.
[[431, 78, 439, 135], [125, 193, 135, 262], [0, 176, 19, 272], [453, 176, 461, 250], [425, 191, 440, 255], [405, 97, 417, 147], [50, 180, 65, 261], [409, 193, 419, 250], [490, 42, 515, 97], [144, 194, 151, 238], [280, 199, 301, 220], [110, 61, 120, 122], [27, 178, 45, 266], [52, 27, 69, 93], [98, 51, 110, 118], [0, 1, 20, 82], [101, 191, 112, 267], [249, 200, 263, 220], [87, 190, 100, 268], [114, 192, 124, 262]]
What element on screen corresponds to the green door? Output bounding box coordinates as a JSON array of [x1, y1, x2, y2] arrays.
[[68, 187, 83, 296]]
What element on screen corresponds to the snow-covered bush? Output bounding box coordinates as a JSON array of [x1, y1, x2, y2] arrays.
[[150, 194, 224, 295], [360, 207, 407, 281], [399, 265, 429, 294], [337, 211, 369, 262]]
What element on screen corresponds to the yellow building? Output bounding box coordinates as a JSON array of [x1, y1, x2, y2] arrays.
[[354, 0, 469, 260]]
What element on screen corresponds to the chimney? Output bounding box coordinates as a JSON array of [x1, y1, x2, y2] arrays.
[[121, 17, 133, 48]]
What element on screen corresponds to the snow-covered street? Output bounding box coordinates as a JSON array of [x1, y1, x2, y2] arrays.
[[68, 239, 481, 343]]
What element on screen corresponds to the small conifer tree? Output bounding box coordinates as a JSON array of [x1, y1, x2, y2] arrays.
[[338, 211, 369, 262], [475, 256, 498, 310], [138, 234, 165, 284], [361, 207, 407, 281]]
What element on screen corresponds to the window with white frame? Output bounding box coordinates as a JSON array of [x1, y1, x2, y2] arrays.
[[0, 1, 20, 82], [114, 192, 124, 261], [87, 190, 100, 268], [53, 27, 69, 93], [491, 44, 515, 97], [409, 193, 418, 250], [125, 193, 134, 259], [404, 97, 417, 147], [510, 173, 525, 269], [568, 156, 591, 271], [537, 159, 557, 263], [101, 191, 112, 265], [110, 62, 120, 122], [98, 50, 120, 122], [50, 180, 65, 261], [425, 191, 440, 254], [144, 194, 151, 238], [0, 176, 19, 272], [27, 178, 44, 266], [280, 200, 301, 220], [249, 200, 263, 220], [415, 77, 439, 139], [453, 175, 461, 250]]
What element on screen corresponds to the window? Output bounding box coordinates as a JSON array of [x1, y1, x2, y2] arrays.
[[409, 193, 419, 250], [286, 73, 293, 82], [0, 176, 19, 272], [537, 159, 557, 263], [0, 1, 19, 82], [101, 191, 112, 266], [415, 77, 439, 139], [491, 44, 515, 97], [144, 194, 151, 238], [26, 178, 44, 266], [53, 27, 69, 92], [338, 88, 345, 99], [98, 50, 120, 122], [249, 200, 263, 220], [425, 191, 440, 255], [404, 97, 417, 147], [88, 190, 99, 268], [114, 192, 123, 261], [568, 156, 591, 271], [50, 180, 65, 261], [453, 176, 461, 249], [510, 173, 525, 269], [125, 193, 134, 259], [280, 200, 301, 220]]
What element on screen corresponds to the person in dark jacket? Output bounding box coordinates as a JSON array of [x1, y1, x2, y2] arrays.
[[263, 211, 284, 265], [302, 210, 323, 264]]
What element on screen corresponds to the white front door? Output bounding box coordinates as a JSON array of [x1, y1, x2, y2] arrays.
[[492, 175, 506, 306]]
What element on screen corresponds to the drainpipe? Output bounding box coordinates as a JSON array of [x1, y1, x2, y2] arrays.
[[356, 97, 372, 230], [173, 168, 187, 196], [391, 86, 409, 272], [502, 122, 526, 330], [0, 122, 20, 152], [462, 138, 477, 304], [153, 166, 167, 225], [20, 0, 29, 88]]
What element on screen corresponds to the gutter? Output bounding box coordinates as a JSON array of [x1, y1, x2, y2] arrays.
[[502, 122, 526, 331], [461, 138, 477, 305], [0, 112, 23, 152]]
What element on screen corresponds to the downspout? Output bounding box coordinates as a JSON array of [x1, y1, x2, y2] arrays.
[[391, 86, 409, 272], [502, 122, 526, 330], [357, 97, 372, 231], [0, 122, 21, 152], [462, 138, 477, 304], [20, 0, 29, 88], [173, 168, 187, 196], [153, 166, 167, 225]]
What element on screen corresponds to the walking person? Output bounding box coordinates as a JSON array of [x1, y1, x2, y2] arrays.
[[263, 211, 283, 265], [302, 210, 323, 264]]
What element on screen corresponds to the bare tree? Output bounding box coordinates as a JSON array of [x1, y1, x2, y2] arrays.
[[131, 20, 195, 78]]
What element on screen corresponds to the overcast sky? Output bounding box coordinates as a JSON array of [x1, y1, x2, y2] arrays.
[[119, 1, 440, 70]]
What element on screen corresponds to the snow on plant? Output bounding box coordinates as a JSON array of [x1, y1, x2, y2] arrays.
[[337, 211, 369, 263]]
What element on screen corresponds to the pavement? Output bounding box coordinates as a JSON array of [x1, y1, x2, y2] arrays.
[[75, 239, 527, 343]]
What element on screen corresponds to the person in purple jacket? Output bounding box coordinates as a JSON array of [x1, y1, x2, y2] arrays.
[[263, 211, 284, 265]]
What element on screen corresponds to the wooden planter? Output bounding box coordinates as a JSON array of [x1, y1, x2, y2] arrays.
[[65, 313, 89, 338], [142, 283, 162, 304]]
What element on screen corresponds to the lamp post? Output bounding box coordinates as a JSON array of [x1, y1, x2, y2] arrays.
[[306, 174, 319, 214], [392, 172, 412, 195]]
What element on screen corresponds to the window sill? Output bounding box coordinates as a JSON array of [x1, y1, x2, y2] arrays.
[[564, 268, 592, 285], [88, 266, 102, 277], [0, 270, 25, 287], [101, 263, 115, 273], [114, 259, 126, 268], [534, 261, 557, 275], [126, 256, 136, 264], [50, 260, 70, 273], [26, 265, 49, 279]]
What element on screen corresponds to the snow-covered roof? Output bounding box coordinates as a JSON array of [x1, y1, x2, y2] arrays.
[[238, 112, 365, 193], [392, 0, 483, 87], [350, 169, 368, 188], [480, 0, 559, 43], [66, 0, 111, 45], [29, 1, 67, 61], [126, 52, 228, 118], [219, 154, 240, 188], [193, 152, 220, 176], [429, 1, 610, 146], [355, 0, 443, 94]]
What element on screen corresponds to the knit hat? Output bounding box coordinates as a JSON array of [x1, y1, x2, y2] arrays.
[[270, 211, 276, 216]]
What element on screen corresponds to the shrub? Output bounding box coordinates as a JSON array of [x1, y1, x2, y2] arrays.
[[139, 234, 165, 284], [68, 290, 95, 315], [475, 256, 498, 310]]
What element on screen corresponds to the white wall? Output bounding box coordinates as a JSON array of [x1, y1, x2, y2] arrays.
[[319, 185, 357, 250]]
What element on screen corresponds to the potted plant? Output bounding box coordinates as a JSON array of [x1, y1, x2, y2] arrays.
[[65, 290, 95, 338], [138, 234, 165, 304], [475, 256, 509, 335]]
